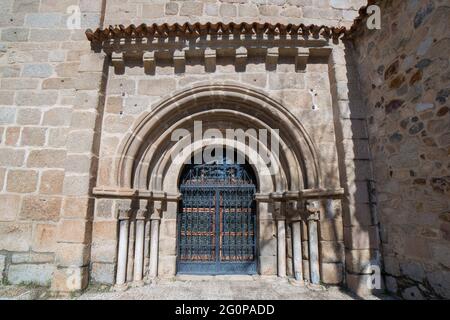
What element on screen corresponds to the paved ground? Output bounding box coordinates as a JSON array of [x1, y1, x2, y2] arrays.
[[77, 276, 387, 300], [0, 285, 51, 300], [0, 276, 392, 300]]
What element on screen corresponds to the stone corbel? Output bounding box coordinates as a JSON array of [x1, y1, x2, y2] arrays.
[[204, 49, 216, 72], [173, 49, 186, 73], [143, 51, 155, 73], [295, 48, 309, 72], [235, 47, 247, 71], [112, 52, 124, 73], [266, 47, 279, 67]]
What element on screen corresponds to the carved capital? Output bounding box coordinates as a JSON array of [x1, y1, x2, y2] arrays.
[[150, 200, 163, 220], [306, 212, 320, 221], [285, 200, 301, 221], [290, 204, 303, 222], [118, 204, 132, 220], [305, 199, 320, 213], [272, 200, 286, 220], [305, 199, 321, 221], [273, 200, 281, 214], [286, 200, 300, 213], [135, 209, 147, 220]]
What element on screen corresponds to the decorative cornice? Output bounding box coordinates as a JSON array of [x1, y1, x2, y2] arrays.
[[85, 22, 348, 44]]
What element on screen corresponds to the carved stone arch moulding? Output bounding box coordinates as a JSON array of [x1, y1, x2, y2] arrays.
[[111, 83, 324, 191], [93, 82, 345, 201]]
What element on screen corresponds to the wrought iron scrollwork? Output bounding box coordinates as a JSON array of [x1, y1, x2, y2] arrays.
[[177, 162, 257, 275]]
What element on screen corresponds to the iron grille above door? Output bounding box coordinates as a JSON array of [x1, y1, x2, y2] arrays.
[[177, 162, 257, 275]]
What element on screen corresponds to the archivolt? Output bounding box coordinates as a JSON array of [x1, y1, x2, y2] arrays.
[[115, 83, 322, 193]]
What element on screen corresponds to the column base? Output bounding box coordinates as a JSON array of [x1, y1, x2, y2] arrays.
[[255, 275, 279, 282], [288, 278, 305, 286], [145, 276, 157, 285], [305, 282, 326, 291], [276, 276, 289, 284], [131, 280, 145, 287], [113, 283, 129, 292]]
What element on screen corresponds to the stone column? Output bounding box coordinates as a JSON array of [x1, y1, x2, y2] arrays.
[[144, 219, 151, 279], [148, 201, 162, 279], [287, 200, 303, 281], [116, 207, 131, 286], [306, 200, 321, 285], [277, 218, 287, 277], [273, 200, 286, 278], [291, 218, 303, 281], [133, 208, 147, 285]]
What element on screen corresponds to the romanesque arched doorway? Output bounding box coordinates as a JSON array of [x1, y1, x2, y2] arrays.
[[177, 153, 257, 275], [98, 84, 342, 287]]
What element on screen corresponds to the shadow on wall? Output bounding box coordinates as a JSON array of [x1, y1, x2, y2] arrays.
[[327, 39, 383, 297]]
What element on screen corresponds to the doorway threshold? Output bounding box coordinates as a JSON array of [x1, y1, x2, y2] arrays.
[[175, 274, 256, 282]]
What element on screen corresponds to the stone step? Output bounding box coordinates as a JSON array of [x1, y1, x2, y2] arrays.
[[175, 274, 255, 282]]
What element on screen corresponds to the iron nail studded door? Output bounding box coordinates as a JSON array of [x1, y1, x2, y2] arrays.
[[177, 163, 257, 275]]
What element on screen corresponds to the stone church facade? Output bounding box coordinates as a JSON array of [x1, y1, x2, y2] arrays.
[[0, 0, 448, 299]]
